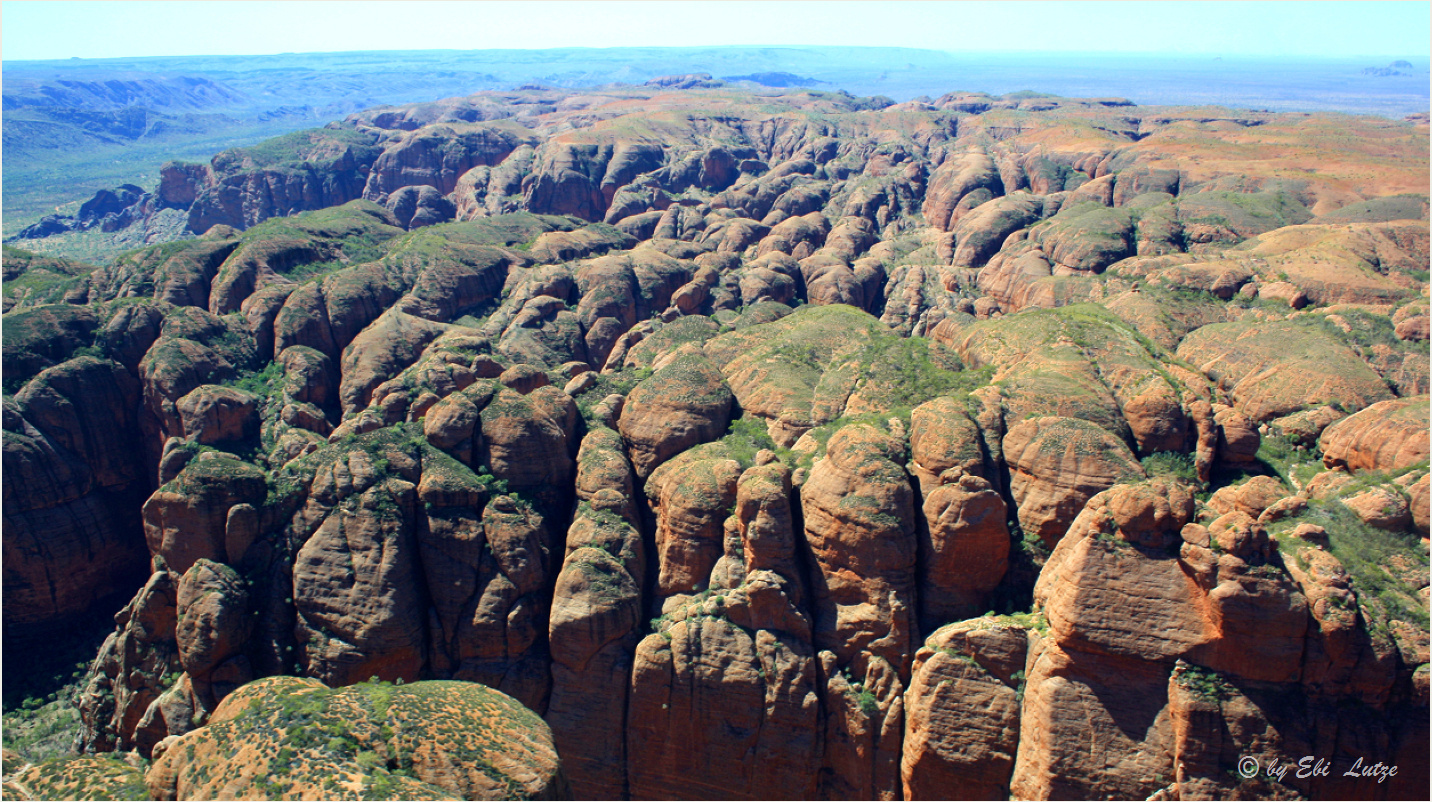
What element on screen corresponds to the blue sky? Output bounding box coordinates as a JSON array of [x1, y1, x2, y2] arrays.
[[3, 1, 1428, 61]]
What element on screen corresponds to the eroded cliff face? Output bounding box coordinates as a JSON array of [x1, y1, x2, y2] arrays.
[[4, 84, 1429, 800]]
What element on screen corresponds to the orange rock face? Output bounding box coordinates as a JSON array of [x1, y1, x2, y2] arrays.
[[547, 546, 640, 799], [1011, 638, 1175, 800], [175, 558, 253, 686], [645, 448, 741, 597], [918, 471, 1010, 629], [1206, 474, 1290, 519], [908, 396, 986, 494], [1037, 480, 1209, 662], [619, 351, 733, 479], [293, 471, 428, 688], [142, 456, 269, 574], [800, 423, 917, 800], [902, 620, 1031, 800], [1342, 486, 1414, 530], [1410, 473, 1430, 534], [1177, 320, 1395, 423], [175, 385, 258, 445], [627, 617, 821, 801], [628, 448, 821, 800], [75, 569, 181, 755], [1213, 405, 1260, 466], [1320, 394, 1431, 472], [1004, 416, 1146, 547], [801, 423, 917, 671]]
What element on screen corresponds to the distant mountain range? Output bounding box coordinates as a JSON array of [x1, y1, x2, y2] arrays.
[[8, 46, 1428, 117], [4, 46, 1427, 241]]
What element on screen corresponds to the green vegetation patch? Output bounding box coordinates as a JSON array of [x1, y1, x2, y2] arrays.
[[1, 245, 98, 310], [719, 414, 795, 470], [210, 128, 382, 176], [1305, 308, 1420, 373], [1142, 451, 1199, 485], [199, 676, 552, 800], [1174, 662, 1238, 702], [7, 755, 149, 801], [572, 550, 638, 600], [959, 302, 1181, 376], [234, 200, 407, 269], [1179, 190, 1312, 239], [1310, 193, 1429, 225], [1, 303, 101, 392], [843, 323, 988, 412], [574, 367, 650, 426], [1269, 479, 1429, 634], [621, 315, 721, 369], [636, 350, 733, 408], [710, 304, 993, 437], [419, 213, 584, 250]]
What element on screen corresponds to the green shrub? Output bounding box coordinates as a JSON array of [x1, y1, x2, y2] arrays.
[[720, 414, 787, 469], [1316, 500, 1428, 631], [1175, 662, 1235, 702], [856, 689, 880, 718], [1141, 451, 1198, 484]]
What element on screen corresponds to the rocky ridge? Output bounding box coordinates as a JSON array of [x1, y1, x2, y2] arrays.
[[3, 84, 1428, 800]]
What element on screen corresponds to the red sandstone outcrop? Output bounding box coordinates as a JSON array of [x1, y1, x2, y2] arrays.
[[187, 140, 374, 233], [1036, 480, 1206, 661], [142, 456, 268, 574], [1011, 637, 1175, 800], [922, 150, 1004, 232], [902, 618, 1032, 800], [1004, 416, 1146, 547], [908, 396, 986, 493], [950, 192, 1044, 267], [546, 428, 644, 797], [75, 569, 181, 754], [801, 422, 915, 799], [645, 446, 741, 597], [1343, 486, 1414, 530], [802, 423, 917, 670], [364, 125, 527, 200], [1206, 474, 1289, 519], [175, 385, 258, 445], [919, 471, 1010, 628], [619, 350, 733, 479], [547, 544, 640, 799], [145, 676, 562, 800], [3, 356, 150, 635], [1177, 320, 1395, 422], [626, 613, 821, 800], [1320, 395, 1430, 472], [1213, 404, 1260, 467], [625, 442, 821, 799]]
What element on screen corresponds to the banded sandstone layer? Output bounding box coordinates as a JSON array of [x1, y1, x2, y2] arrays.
[[3, 83, 1429, 800]]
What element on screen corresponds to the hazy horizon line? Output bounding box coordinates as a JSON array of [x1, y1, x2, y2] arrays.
[[7, 45, 1428, 66]]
